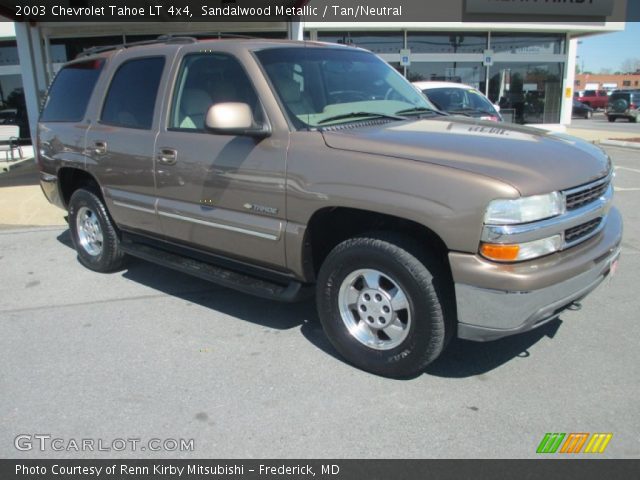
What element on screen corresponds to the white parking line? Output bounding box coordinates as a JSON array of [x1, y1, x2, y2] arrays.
[[613, 166, 640, 191]]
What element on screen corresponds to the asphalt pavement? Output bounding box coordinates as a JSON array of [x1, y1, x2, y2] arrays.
[[0, 147, 639, 459]]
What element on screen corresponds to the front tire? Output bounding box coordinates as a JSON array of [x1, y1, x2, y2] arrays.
[[316, 234, 451, 378], [68, 188, 126, 273]]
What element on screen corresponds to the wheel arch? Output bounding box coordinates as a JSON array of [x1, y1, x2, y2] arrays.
[[57, 167, 104, 209], [300, 206, 451, 282]]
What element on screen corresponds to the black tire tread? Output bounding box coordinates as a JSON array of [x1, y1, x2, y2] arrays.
[[316, 232, 452, 378], [68, 188, 126, 273]]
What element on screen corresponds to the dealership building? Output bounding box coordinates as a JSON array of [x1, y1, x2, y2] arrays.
[[0, 0, 627, 141]]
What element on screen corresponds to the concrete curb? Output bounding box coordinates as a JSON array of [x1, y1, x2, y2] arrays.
[[600, 139, 640, 150], [1, 156, 35, 173]]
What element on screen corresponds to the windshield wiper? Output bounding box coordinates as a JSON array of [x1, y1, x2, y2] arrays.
[[446, 108, 477, 117], [394, 107, 448, 117], [448, 107, 497, 117], [317, 112, 407, 125]]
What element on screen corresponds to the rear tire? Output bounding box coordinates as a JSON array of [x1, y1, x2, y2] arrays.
[[608, 116, 616, 122], [68, 188, 126, 273], [316, 234, 451, 378]]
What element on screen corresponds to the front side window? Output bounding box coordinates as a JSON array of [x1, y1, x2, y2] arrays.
[[170, 53, 261, 131], [255, 47, 436, 129], [41, 59, 104, 122], [101, 57, 165, 129]]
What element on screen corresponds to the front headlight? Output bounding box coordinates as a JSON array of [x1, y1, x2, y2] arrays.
[[484, 192, 564, 225]]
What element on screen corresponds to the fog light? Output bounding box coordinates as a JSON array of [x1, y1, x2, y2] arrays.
[[480, 235, 562, 262]]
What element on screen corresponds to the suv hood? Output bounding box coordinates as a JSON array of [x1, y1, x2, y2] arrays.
[[321, 117, 611, 196]]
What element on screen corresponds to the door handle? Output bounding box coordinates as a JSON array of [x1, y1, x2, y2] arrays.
[[94, 141, 107, 155], [157, 148, 178, 165]]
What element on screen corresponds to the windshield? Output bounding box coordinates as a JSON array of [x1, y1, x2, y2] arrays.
[[254, 47, 437, 128], [422, 87, 496, 115]]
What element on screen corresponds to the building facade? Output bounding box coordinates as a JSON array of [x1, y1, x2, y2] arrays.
[[576, 72, 640, 92], [2, 15, 626, 142]]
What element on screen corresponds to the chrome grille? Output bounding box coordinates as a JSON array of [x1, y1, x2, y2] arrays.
[[564, 218, 602, 246], [565, 177, 610, 211]]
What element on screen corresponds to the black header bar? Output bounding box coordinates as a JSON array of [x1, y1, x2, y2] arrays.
[[2, 459, 639, 480], [0, 0, 634, 23]]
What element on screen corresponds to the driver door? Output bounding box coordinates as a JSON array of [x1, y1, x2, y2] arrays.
[[154, 51, 288, 269]]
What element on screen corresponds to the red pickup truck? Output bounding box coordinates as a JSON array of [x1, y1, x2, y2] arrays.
[[575, 90, 609, 110]]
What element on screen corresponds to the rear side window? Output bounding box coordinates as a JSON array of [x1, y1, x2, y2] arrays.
[[101, 57, 165, 130], [40, 59, 104, 122]]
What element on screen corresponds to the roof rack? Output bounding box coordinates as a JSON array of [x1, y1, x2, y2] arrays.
[[178, 32, 257, 39], [77, 35, 194, 58], [77, 32, 257, 58]]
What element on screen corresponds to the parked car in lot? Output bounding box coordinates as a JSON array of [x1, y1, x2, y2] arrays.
[[412, 81, 502, 121], [574, 89, 609, 110], [606, 90, 640, 122], [38, 37, 622, 378], [572, 99, 594, 119]]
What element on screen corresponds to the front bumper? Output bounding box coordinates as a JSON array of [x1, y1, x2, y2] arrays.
[[451, 207, 622, 341]]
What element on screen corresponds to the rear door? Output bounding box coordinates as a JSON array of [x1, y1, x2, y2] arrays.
[[153, 49, 288, 268], [85, 51, 169, 235]]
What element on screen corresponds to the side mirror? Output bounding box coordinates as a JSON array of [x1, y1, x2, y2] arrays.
[[205, 103, 270, 138], [493, 104, 501, 112]]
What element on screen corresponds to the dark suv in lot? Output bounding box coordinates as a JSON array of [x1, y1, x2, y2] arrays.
[[38, 37, 622, 377], [606, 90, 640, 122]]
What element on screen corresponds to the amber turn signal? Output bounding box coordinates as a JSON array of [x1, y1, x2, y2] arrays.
[[480, 243, 520, 262]]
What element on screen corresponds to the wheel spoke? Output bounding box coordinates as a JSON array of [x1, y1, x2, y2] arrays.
[[384, 321, 405, 342], [361, 323, 379, 345], [345, 286, 359, 308], [390, 288, 408, 311], [362, 271, 381, 289]]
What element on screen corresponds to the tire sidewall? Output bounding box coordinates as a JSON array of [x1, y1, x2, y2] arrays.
[[317, 239, 444, 377]]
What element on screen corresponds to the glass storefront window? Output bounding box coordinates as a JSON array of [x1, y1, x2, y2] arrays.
[[488, 62, 564, 124], [0, 42, 20, 66], [317, 31, 403, 54], [407, 32, 487, 53], [0, 73, 29, 139], [490, 33, 565, 55], [407, 62, 485, 91]]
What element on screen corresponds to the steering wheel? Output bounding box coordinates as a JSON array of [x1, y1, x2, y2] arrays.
[[384, 88, 403, 101]]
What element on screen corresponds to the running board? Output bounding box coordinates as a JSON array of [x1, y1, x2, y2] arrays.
[[120, 241, 312, 302]]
